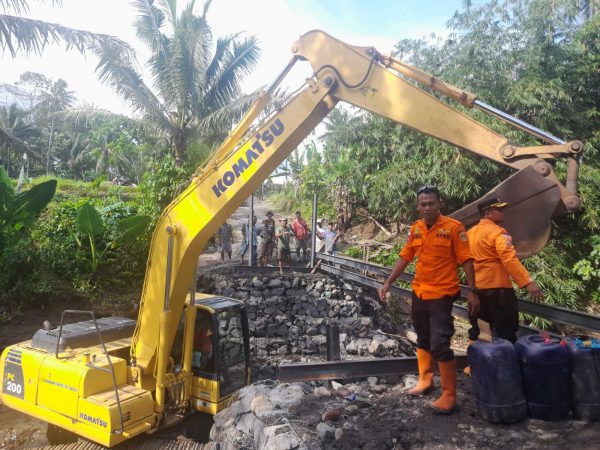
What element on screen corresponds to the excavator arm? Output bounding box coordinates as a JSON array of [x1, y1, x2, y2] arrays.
[[131, 30, 582, 416]]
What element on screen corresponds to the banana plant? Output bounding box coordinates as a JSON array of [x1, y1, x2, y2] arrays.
[[0, 166, 57, 235], [75, 202, 149, 273]]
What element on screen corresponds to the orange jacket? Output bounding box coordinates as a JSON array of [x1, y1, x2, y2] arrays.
[[467, 219, 532, 289], [399, 215, 473, 300]]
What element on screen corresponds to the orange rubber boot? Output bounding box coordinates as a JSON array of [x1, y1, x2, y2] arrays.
[[463, 339, 477, 377], [430, 359, 457, 413], [407, 348, 435, 396]]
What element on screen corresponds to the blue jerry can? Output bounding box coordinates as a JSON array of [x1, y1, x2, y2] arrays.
[[515, 334, 571, 420], [566, 337, 600, 422], [468, 338, 527, 423]]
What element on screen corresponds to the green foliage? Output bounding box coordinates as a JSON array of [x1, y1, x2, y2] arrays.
[[74, 202, 150, 274], [0, 166, 57, 234], [573, 235, 600, 303], [370, 243, 405, 267], [136, 155, 192, 222], [344, 246, 363, 259]]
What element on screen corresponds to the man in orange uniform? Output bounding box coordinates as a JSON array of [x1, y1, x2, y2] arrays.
[[467, 198, 543, 343], [379, 185, 479, 414]]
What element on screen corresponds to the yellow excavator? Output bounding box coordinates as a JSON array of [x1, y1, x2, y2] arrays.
[[0, 30, 582, 447]]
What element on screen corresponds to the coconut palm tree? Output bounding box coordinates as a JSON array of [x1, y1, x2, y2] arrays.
[[94, 0, 260, 163], [34, 78, 75, 173], [0, 103, 41, 175], [0, 0, 133, 57]]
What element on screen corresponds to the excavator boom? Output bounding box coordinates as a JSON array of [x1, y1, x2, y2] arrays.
[[133, 28, 581, 397]]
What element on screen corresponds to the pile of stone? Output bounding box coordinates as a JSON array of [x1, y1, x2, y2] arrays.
[[204, 271, 414, 360]]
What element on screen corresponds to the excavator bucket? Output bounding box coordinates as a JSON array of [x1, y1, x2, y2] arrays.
[[450, 166, 561, 258]]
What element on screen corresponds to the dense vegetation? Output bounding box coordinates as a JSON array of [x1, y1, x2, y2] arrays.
[[0, 0, 598, 321]]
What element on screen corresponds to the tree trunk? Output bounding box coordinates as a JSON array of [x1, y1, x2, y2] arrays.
[[173, 130, 187, 166], [46, 114, 55, 174], [356, 208, 393, 239]]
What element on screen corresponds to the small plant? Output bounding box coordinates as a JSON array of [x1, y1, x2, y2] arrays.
[[573, 235, 600, 303], [345, 246, 363, 259], [0, 166, 57, 235], [75, 202, 150, 274]]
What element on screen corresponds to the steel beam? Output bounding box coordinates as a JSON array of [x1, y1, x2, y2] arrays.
[[317, 253, 600, 333], [278, 355, 468, 382]]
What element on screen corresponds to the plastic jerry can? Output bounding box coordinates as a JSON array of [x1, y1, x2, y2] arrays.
[[467, 338, 527, 423], [566, 337, 600, 422], [515, 334, 571, 420]]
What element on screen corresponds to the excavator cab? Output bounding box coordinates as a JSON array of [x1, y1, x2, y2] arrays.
[[188, 295, 250, 415]]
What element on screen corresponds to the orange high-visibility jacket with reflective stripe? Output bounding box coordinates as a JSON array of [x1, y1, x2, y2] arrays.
[[399, 215, 472, 300], [467, 219, 532, 289]]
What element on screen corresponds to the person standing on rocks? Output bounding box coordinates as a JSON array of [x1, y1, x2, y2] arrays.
[[259, 211, 276, 266], [466, 198, 543, 344], [276, 217, 292, 274], [378, 185, 479, 414], [217, 220, 233, 261], [291, 210, 310, 260]]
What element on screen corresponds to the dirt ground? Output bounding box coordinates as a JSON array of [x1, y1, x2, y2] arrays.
[[284, 374, 600, 450]]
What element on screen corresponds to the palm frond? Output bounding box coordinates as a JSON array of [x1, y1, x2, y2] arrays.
[[203, 35, 260, 111], [93, 41, 172, 133], [0, 13, 134, 58], [132, 0, 168, 54]]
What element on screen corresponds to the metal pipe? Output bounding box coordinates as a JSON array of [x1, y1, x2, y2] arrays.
[[310, 193, 318, 268], [249, 194, 254, 267], [266, 57, 298, 95], [474, 100, 565, 145], [326, 324, 340, 361]]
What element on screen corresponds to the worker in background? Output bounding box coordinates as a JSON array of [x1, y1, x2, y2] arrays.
[[321, 221, 338, 255], [466, 198, 543, 345], [258, 211, 276, 266], [291, 210, 310, 261], [378, 185, 479, 414], [217, 220, 233, 261], [275, 217, 292, 274], [315, 218, 325, 252], [193, 317, 214, 372]]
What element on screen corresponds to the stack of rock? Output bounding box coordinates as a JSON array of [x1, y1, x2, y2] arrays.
[[204, 271, 414, 360]]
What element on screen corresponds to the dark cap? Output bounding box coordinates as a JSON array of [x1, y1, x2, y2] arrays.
[[478, 198, 509, 213], [266, 211, 274, 216]]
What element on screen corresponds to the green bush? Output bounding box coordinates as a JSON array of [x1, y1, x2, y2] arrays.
[[345, 246, 363, 259], [136, 156, 192, 222]]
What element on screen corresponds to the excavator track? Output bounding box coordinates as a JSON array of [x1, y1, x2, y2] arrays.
[[30, 438, 207, 450]]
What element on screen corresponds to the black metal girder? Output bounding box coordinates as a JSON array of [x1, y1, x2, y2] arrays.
[[278, 355, 469, 383]]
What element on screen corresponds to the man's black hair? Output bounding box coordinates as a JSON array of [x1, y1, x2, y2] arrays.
[[416, 184, 440, 200]]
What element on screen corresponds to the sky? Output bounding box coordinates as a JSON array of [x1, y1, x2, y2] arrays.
[[0, 0, 469, 115]]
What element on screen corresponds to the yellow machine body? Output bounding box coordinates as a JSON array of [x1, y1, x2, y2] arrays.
[[0, 295, 249, 447]]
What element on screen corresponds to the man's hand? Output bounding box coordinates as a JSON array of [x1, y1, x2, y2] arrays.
[[526, 281, 543, 302], [466, 291, 480, 316], [378, 283, 390, 303]]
